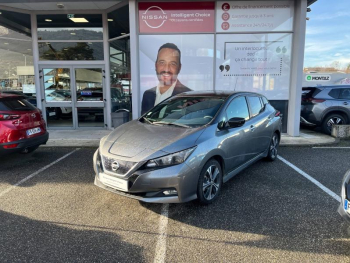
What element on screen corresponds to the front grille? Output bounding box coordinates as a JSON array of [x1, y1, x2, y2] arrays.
[[102, 155, 137, 175]]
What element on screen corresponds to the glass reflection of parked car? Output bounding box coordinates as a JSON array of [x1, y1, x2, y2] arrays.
[[77, 88, 130, 121], [45, 90, 72, 119], [93, 91, 282, 204]]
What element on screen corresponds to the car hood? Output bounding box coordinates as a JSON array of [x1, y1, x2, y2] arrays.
[[101, 120, 205, 161]]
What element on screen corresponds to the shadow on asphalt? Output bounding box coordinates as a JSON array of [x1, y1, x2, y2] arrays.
[[0, 148, 95, 187], [0, 209, 144, 262], [144, 159, 350, 256]]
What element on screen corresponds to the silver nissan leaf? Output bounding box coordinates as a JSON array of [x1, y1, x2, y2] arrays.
[[93, 91, 282, 204]]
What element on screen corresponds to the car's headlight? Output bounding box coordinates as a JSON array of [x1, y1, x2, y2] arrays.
[[145, 147, 196, 168]]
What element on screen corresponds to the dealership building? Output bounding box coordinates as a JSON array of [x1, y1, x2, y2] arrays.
[[0, 0, 316, 135]]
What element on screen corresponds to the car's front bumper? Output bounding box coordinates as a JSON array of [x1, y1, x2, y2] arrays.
[[93, 149, 198, 203], [338, 169, 350, 223]]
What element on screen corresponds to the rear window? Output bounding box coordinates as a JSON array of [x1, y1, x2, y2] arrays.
[[302, 87, 322, 98], [247, 96, 263, 118], [0, 98, 36, 111]]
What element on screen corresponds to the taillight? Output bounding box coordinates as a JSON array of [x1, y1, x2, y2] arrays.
[[0, 114, 20, 120], [38, 109, 43, 118], [275, 111, 281, 117]]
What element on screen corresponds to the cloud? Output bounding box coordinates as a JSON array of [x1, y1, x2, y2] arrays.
[[312, 11, 350, 20], [334, 53, 342, 57]]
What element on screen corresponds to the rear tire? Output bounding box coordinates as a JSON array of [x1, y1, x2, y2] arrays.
[[197, 159, 223, 205], [322, 113, 346, 135], [265, 132, 279, 161]]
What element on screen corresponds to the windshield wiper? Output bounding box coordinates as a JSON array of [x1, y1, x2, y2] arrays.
[[140, 116, 153, 124], [152, 121, 191, 128]]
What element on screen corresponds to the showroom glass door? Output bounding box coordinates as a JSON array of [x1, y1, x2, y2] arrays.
[[40, 66, 74, 128], [40, 66, 106, 129], [73, 66, 106, 128]]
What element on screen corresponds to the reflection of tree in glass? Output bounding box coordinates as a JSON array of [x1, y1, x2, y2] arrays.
[[43, 43, 95, 60]]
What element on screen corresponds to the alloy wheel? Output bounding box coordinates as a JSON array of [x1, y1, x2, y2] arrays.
[[202, 165, 220, 200], [270, 135, 279, 159], [326, 117, 343, 132]]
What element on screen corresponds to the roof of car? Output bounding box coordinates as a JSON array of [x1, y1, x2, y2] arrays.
[[320, 85, 350, 89], [176, 90, 264, 97]]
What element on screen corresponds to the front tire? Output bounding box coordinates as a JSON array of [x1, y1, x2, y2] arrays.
[[266, 132, 279, 161], [197, 159, 223, 205]]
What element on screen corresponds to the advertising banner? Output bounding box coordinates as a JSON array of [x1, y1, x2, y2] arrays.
[[139, 2, 215, 33], [139, 34, 214, 114], [216, 1, 294, 32], [216, 33, 292, 100]]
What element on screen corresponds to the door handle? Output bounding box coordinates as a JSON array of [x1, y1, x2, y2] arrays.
[[344, 102, 348, 105], [250, 125, 256, 132]]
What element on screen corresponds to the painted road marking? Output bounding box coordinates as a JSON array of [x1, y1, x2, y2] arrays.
[[278, 155, 341, 202], [0, 148, 80, 198], [154, 203, 169, 263], [313, 147, 350, 149]]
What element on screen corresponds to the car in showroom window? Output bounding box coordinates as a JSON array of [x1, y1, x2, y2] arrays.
[[93, 91, 282, 204]]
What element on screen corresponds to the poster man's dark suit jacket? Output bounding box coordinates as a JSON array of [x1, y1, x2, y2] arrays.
[[141, 81, 191, 115]]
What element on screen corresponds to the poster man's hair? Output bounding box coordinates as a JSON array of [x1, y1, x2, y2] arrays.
[[156, 43, 181, 65]]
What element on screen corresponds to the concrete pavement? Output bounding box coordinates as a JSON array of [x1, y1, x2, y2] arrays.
[[43, 128, 338, 148]]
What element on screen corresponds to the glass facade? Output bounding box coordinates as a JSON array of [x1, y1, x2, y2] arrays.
[[37, 14, 104, 61], [0, 10, 35, 102], [39, 42, 104, 61], [108, 4, 132, 122]]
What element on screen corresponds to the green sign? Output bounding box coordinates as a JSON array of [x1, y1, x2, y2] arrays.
[[307, 75, 312, 81], [67, 14, 74, 18]]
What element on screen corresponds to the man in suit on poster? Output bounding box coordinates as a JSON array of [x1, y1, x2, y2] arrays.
[[141, 43, 192, 115]]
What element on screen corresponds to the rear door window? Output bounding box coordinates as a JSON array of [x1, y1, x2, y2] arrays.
[[247, 96, 263, 118], [0, 98, 36, 111], [339, 89, 350, 99], [328, 89, 340, 99]]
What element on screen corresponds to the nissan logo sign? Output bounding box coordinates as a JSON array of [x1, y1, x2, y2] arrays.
[[112, 161, 120, 172]]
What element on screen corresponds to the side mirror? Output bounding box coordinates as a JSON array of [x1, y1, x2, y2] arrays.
[[228, 117, 245, 128]]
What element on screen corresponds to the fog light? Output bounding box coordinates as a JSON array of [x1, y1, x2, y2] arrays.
[[163, 190, 177, 195]]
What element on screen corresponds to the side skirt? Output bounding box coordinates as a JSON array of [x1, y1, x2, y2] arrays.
[[223, 149, 268, 184]]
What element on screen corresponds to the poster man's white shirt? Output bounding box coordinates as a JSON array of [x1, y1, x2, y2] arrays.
[[155, 80, 177, 106]]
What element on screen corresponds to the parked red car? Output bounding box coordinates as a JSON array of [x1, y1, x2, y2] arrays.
[[0, 93, 48, 154]]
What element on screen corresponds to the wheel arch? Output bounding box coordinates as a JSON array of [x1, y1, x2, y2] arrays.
[[321, 109, 350, 123]]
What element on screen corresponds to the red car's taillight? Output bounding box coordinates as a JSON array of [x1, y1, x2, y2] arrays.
[[0, 114, 20, 120]]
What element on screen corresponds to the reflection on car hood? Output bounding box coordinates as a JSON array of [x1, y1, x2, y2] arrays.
[[105, 120, 203, 159]]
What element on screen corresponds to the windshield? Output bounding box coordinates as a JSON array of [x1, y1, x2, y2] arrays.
[[143, 96, 225, 128]]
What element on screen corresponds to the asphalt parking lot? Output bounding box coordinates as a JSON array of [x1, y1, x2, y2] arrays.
[[1, 142, 350, 262]]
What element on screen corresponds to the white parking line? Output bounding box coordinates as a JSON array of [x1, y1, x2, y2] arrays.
[[153, 203, 169, 263], [277, 155, 341, 202], [313, 147, 350, 149], [0, 148, 80, 198]]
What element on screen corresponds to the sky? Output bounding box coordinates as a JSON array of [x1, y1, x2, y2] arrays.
[[304, 0, 350, 69]]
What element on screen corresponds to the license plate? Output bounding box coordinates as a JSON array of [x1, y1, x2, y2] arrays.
[[49, 112, 56, 116], [99, 173, 128, 191], [345, 199, 350, 212], [26, 127, 41, 136]]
